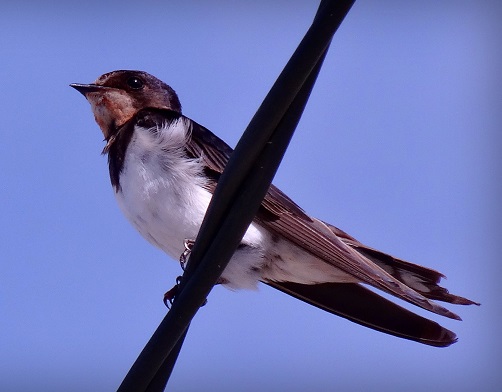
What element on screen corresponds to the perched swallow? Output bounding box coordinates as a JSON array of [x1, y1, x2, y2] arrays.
[[71, 70, 477, 347]]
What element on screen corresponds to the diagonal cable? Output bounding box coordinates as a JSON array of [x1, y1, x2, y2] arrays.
[[117, 1, 355, 391]]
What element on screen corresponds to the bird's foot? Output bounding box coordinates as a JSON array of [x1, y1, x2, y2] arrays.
[[163, 276, 182, 308], [179, 239, 195, 271]]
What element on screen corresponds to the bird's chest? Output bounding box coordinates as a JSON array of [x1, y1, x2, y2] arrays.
[[109, 125, 270, 290], [114, 133, 212, 259]]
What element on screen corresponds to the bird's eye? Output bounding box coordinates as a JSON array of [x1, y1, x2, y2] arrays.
[[126, 76, 144, 89]]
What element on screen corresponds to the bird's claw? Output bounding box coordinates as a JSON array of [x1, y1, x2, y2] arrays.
[[163, 275, 208, 308], [163, 276, 182, 308]]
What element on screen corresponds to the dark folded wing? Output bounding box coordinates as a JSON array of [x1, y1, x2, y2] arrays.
[[183, 115, 466, 320]]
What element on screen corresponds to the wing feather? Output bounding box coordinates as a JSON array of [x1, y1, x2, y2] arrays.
[[182, 115, 474, 320]]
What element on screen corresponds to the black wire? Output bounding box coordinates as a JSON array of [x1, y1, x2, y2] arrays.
[[117, 1, 355, 391]]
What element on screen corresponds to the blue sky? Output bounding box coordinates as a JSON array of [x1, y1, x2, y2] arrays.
[[1, 1, 500, 391]]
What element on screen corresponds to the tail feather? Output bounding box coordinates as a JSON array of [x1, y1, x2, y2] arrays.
[[322, 221, 479, 306], [265, 280, 458, 347], [356, 247, 478, 305]]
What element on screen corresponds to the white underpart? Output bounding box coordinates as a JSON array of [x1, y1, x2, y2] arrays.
[[115, 118, 357, 290]]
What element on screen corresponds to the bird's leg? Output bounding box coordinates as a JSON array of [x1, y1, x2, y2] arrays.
[[179, 238, 195, 271], [163, 239, 201, 308]]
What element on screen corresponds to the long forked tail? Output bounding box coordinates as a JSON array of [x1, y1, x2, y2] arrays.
[[265, 280, 458, 347]]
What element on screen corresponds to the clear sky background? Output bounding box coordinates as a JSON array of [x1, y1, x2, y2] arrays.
[[1, 1, 500, 391]]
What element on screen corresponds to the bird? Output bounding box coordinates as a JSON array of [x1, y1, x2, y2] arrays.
[[71, 70, 478, 347]]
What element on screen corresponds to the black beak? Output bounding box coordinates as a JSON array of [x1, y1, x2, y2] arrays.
[[70, 83, 106, 96]]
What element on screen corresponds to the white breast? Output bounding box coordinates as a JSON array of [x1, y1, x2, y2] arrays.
[[114, 118, 269, 289]]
